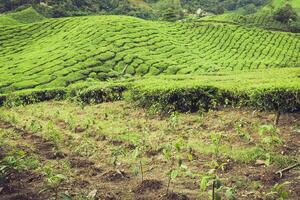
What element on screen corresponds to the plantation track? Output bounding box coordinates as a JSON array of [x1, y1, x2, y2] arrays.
[[0, 15, 299, 93]]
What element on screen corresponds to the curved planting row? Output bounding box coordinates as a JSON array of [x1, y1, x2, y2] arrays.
[[0, 15, 299, 93]]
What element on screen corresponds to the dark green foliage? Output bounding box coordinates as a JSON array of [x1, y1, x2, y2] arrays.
[[0, 0, 269, 20], [69, 85, 126, 104], [215, 5, 225, 14], [1, 75, 299, 113], [0, 94, 6, 107], [273, 4, 298, 23], [2, 88, 66, 107], [247, 88, 300, 112], [0, 0, 155, 19], [129, 86, 221, 112], [289, 20, 300, 32], [243, 3, 257, 14], [157, 0, 183, 21], [128, 86, 300, 113]]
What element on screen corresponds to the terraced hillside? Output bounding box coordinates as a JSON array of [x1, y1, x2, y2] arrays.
[[1, 15, 299, 93]]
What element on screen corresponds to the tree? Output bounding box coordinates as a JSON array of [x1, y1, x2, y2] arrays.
[[215, 5, 224, 14], [243, 3, 257, 14], [154, 0, 183, 21], [224, 0, 236, 11], [163, 7, 177, 21], [273, 4, 298, 23]]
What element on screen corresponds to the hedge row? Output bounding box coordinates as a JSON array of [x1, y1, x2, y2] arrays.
[[0, 88, 66, 107], [0, 85, 127, 107], [69, 84, 127, 104], [0, 81, 299, 113], [128, 86, 300, 113]]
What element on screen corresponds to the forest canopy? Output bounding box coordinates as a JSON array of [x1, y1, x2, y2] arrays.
[[0, 0, 269, 18]]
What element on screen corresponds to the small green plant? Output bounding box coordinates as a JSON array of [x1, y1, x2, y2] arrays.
[[266, 181, 290, 200], [162, 139, 189, 195], [258, 124, 283, 147], [28, 119, 42, 133], [131, 146, 146, 182], [41, 164, 69, 200], [45, 120, 63, 147], [66, 114, 77, 131], [200, 174, 222, 200], [210, 132, 222, 160], [74, 134, 97, 157], [169, 111, 179, 129], [234, 120, 252, 141], [0, 149, 39, 191], [111, 147, 126, 170], [200, 174, 237, 200]]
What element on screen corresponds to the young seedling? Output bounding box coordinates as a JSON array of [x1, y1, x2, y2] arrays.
[[266, 181, 290, 200], [111, 147, 126, 170], [74, 134, 97, 157], [169, 111, 179, 129], [130, 126, 152, 183], [200, 174, 222, 200], [131, 146, 146, 183], [210, 132, 222, 161], [28, 119, 42, 133], [0, 149, 39, 193], [45, 120, 63, 148], [258, 124, 283, 148], [162, 139, 189, 195], [66, 114, 77, 131], [234, 120, 252, 142], [41, 164, 69, 200]]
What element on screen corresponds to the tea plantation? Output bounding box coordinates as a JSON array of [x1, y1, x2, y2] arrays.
[[1, 5, 300, 200], [0, 11, 299, 112]]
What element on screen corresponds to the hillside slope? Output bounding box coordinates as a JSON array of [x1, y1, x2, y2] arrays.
[[200, 11, 292, 31], [0, 15, 299, 93], [272, 0, 300, 15], [0, 7, 45, 26]]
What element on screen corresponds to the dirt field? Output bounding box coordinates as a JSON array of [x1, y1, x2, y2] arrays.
[[0, 101, 299, 200]]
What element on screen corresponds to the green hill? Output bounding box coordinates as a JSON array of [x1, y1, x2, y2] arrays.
[[199, 0, 300, 32], [200, 11, 292, 31], [1, 14, 299, 112], [1, 15, 299, 92], [0, 7, 45, 26]]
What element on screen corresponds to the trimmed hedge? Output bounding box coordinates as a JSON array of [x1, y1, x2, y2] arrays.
[[69, 85, 127, 104], [0, 72, 299, 113], [1, 88, 67, 107], [129, 86, 222, 112], [127, 84, 300, 113]]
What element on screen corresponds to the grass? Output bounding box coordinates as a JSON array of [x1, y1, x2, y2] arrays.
[[0, 101, 299, 199]]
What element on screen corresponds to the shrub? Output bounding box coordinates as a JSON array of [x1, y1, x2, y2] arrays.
[[273, 4, 298, 23]]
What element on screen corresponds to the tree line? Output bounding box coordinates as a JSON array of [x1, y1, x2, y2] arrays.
[[0, 0, 269, 18]]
